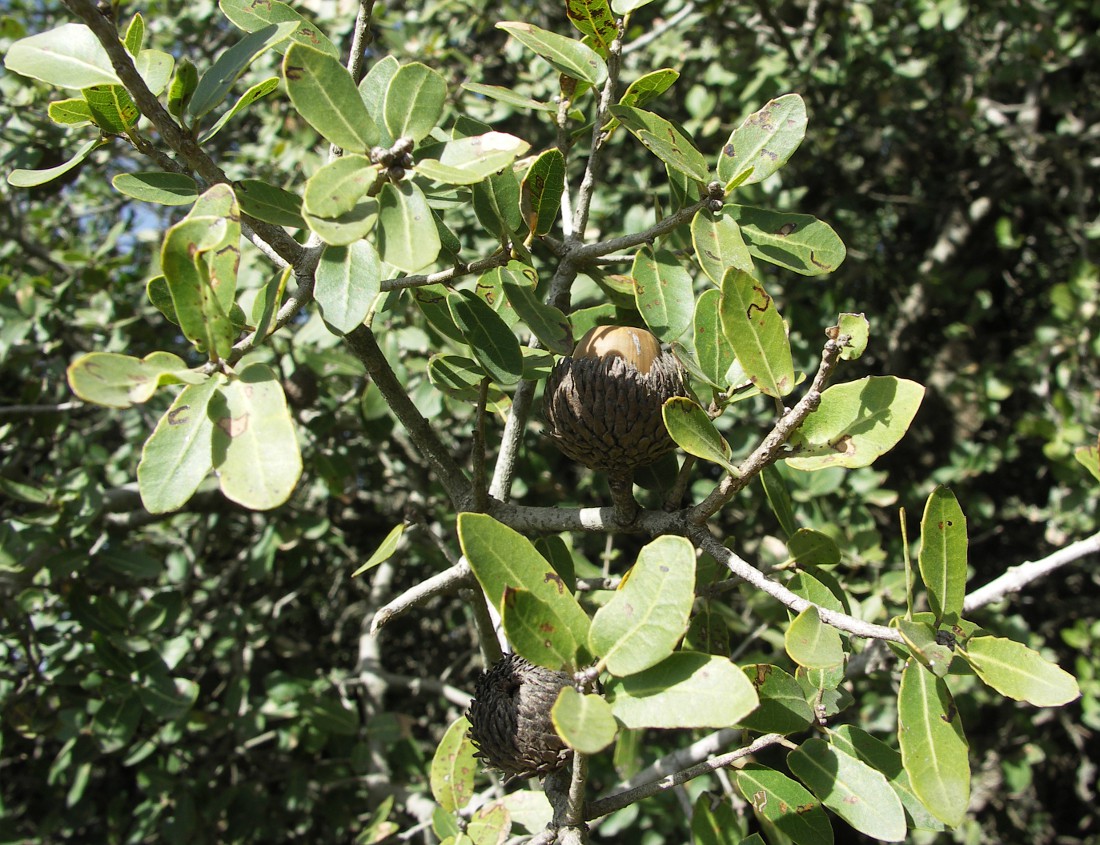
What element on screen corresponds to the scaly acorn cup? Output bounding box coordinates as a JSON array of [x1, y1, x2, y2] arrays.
[[466, 653, 572, 779], [544, 326, 687, 520]]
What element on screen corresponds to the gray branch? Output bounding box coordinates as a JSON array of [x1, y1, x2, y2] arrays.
[[689, 336, 844, 523], [62, 0, 305, 269], [586, 733, 785, 820], [344, 326, 472, 511], [964, 529, 1100, 612]]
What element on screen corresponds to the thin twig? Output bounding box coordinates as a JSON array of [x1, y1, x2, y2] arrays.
[[689, 337, 844, 523], [369, 560, 472, 635], [621, 2, 699, 54], [0, 402, 83, 418], [346, 0, 377, 84], [586, 733, 785, 820], [344, 326, 472, 510], [380, 251, 512, 292], [963, 530, 1100, 612], [570, 198, 710, 263], [690, 526, 902, 642], [62, 0, 305, 269], [569, 33, 623, 241]]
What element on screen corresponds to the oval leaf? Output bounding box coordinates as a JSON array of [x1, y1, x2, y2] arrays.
[[502, 286, 574, 357], [632, 247, 694, 343], [691, 208, 755, 284], [609, 105, 710, 183], [378, 181, 440, 272], [606, 652, 759, 729], [4, 23, 119, 88], [521, 147, 566, 236], [718, 94, 807, 189], [283, 42, 377, 151], [788, 738, 906, 842], [417, 133, 531, 186], [8, 137, 105, 188], [960, 636, 1080, 707], [431, 716, 477, 813], [662, 397, 738, 475], [315, 241, 382, 335], [588, 535, 696, 676], [211, 363, 303, 510], [502, 587, 583, 669], [67, 351, 198, 409], [918, 485, 967, 623], [897, 660, 970, 827], [219, 0, 339, 56], [113, 172, 199, 206], [725, 205, 846, 276], [719, 267, 794, 398], [137, 376, 221, 514], [785, 605, 845, 670], [447, 290, 524, 386], [830, 725, 945, 833], [551, 687, 617, 755], [786, 377, 925, 470], [738, 664, 815, 735], [383, 61, 447, 143], [734, 764, 834, 845], [692, 288, 739, 388], [496, 22, 607, 85], [236, 179, 305, 228], [457, 513, 591, 655], [303, 156, 377, 219]]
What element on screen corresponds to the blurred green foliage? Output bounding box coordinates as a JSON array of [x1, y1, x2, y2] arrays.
[[1, 1, 1097, 843]]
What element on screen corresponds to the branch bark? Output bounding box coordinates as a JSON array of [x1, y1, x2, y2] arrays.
[[964, 529, 1100, 612], [344, 326, 472, 511], [62, 0, 306, 270], [586, 733, 785, 820]]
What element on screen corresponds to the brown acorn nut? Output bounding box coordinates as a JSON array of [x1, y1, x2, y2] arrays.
[[466, 653, 572, 778], [544, 326, 686, 472]]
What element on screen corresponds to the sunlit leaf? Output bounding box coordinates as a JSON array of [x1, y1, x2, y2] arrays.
[[430, 716, 477, 813], [219, 0, 338, 56], [718, 267, 794, 398], [898, 661, 970, 827], [189, 22, 297, 120], [725, 205, 846, 276], [137, 376, 222, 514], [383, 61, 447, 142], [606, 652, 758, 729], [734, 764, 833, 845], [959, 636, 1080, 707], [4, 23, 119, 88], [210, 364, 303, 510], [496, 22, 607, 85], [314, 241, 382, 334], [718, 94, 807, 189], [788, 738, 906, 842], [632, 247, 694, 343], [283, 42, 377, 151], [786, 377, 925, 470], [589, 536, 696, 676], [785, 606, 845, 670], [610, 105, 710, 182], [918, 485, 967, 622], [552, 687, 617, 754], [662, 397, 738, 475]]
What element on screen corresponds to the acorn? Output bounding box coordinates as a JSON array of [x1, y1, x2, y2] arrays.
[[544, 325, 686, 521], [466, 653, 572, 779], [544, 325, 686, 473]]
